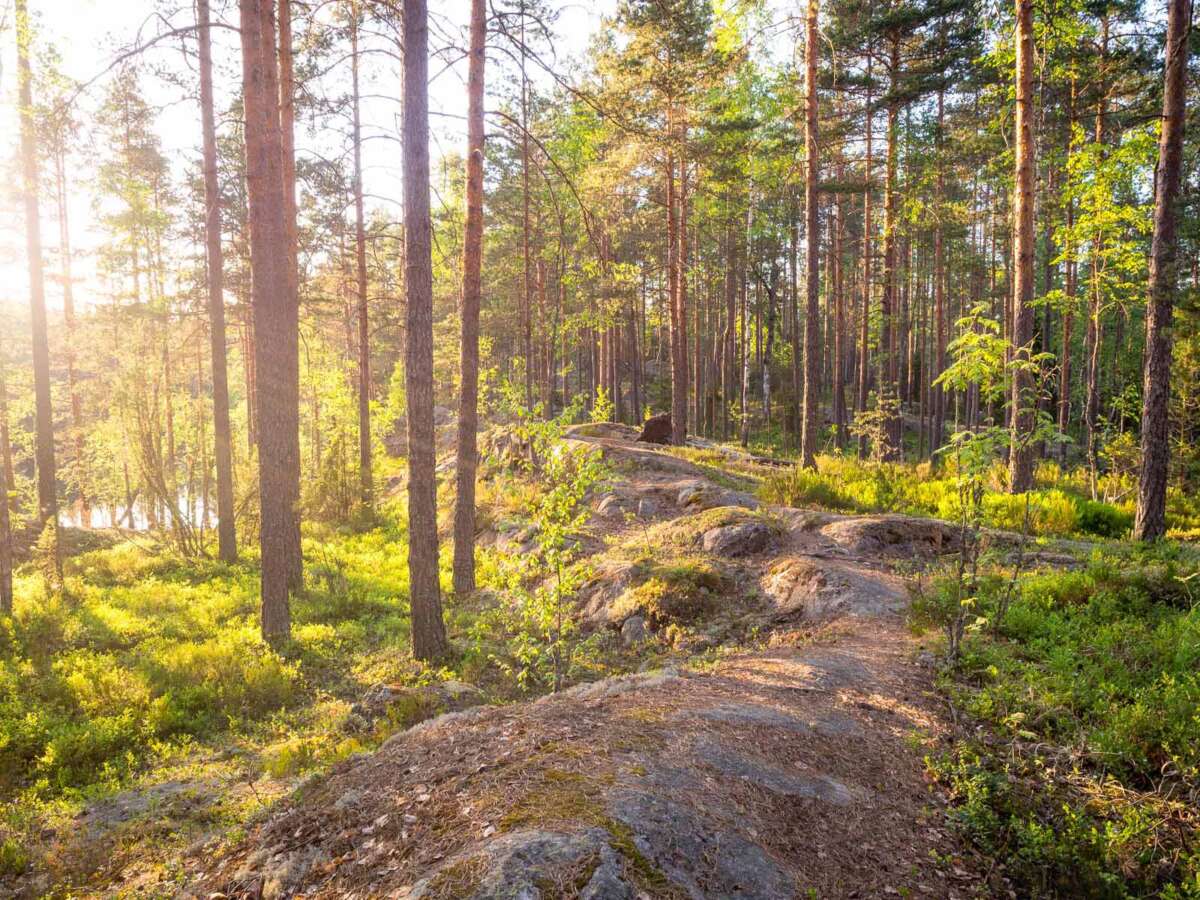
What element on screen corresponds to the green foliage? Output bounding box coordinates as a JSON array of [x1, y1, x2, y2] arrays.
[[922, 551, 1200, 896], [1077, 499, 1133, 538], [761, 454, 1134, 541], [472, 402, 610, 692], [0, 518, 421, 802]]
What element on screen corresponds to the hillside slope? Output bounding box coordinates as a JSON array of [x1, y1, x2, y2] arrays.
[[191, 431, 993, 899]]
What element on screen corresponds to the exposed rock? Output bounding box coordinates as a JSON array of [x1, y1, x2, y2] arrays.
[[565, 421, 641, 442], [689, 736, 858, 804], [596, 493, 633, 519], [636, 498, 658, 518], [346, 680, 484, 734], [636, 412, 672, 444], [432, 405, 453, 427], [702, 521, 774, 557], [479, 426, 531, 472], [407, 829, 626, 900], [606, 788, 794, 900], [820, 514, 959, 557], [677, 480, 758, 512], [544, 667, 681, 704], [261, 846, 330, 900], [580, 845, 635, 900], [760, 556, 907, 621], [680, 703, 864, 738], [76, 780, 214, 841], [620, 614, 648, 646], [577, 559, 644, 626]]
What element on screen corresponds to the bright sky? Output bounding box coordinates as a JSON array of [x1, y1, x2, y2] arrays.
[[0, 0, 614, 318]]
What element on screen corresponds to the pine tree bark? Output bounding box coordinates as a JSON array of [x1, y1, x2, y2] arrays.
[[278, 0, 303, 590], [351, 6, 373, 507], [198, 0, 238, 563], [1009, 0, 1036, 492], [240, 0, 299, 645], [16, 0, 60, 564], [1133, 0, 1190, 540], [453, 0, 486, 596], [0, 360, 12, 615], [723, 224, 738, 440], [403, 0, 449, 661], [857, 64, 874, 460], [930, 91, 947, 456], [672, 147, 690, 445], [799, 0, 821, 467], [880, 36, 901, 461], [53, 143, 88, 528], [520, 0, 534, 411], [1085, 17, 1109, 497], [833, 185, 847, 447]]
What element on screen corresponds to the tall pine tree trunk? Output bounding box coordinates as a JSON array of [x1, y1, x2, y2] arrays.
[[799, 0, 821, 466], [240, 0, 300, 645], [403, 0, 449, 661], [453, 0, 486, 596], [16, 0, 59, 566], [932, 90, 946, 456], [1009, 0, 1036, 492], [351, 7, 373, 506], [857, 53, 874, 460], [1133, 0, 1190, 540], [880, 36, 901, 460], [672, 145, 690, 445], [0, 360, 11, 615], [198, 0, 238, 562]]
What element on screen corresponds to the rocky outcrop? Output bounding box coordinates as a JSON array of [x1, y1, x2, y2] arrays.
[[702, 520, 775, 557], [343, 680, 485, 734], [820, 514, 960, 557]]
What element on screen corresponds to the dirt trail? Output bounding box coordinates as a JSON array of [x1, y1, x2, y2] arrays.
[[191, 432, 988, 899]]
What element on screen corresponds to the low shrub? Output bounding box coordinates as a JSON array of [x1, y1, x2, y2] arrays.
[[921, 551, 1200, 896], [1076, 499, 1133, 538]]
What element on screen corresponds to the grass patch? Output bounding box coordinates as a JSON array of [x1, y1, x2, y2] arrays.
[[761, 454, 1146, 539]]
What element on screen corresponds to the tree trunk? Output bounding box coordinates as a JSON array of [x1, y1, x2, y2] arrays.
[[857, 53, 874, 460], [278, 0, 303, 588], [880, 36, 901, 460], [198, 0, 238, 563], [0, 360, 12, 615], [403, 0, 449, 661], [800, 0, 821, 466], [53, 144, 88, 529], [1085, 17, 1109, 497], [351, 6, 373, 507], [723, 224, 738, 439], [1008, 0, 1036, 492], [833, 184, 847, 448], [16, 0, 60, 574], [672, 146, 690, 445], [932, 90, 946, 457], [240, 0, 300, 645], [453, 0, 486, 596], [520, 1, 534, 411], [1133, 0, 1189, 540]]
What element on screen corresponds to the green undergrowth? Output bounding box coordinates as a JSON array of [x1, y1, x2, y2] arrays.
[[760, 454, 1164, 540], [915, 544, 1200, 897]]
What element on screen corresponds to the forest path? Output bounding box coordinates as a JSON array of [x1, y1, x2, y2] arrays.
[[192, 429, 991, 899]]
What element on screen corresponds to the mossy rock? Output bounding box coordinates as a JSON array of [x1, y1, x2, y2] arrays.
[[610, 558, 732, 628]]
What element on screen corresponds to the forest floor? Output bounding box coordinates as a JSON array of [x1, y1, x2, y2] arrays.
[[180, 426, 1013, 899], [7, 425, 1195, 898]]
